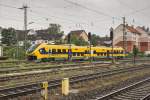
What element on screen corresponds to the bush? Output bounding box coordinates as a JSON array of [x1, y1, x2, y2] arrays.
[[3, 46, 26, 60]]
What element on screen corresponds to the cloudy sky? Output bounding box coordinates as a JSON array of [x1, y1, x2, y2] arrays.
[[0, 0, 150, 36]]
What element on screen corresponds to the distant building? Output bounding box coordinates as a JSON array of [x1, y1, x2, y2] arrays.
[[136, 26, 150, 52], [114, 24, 150, 53], [16, 29, 64, 45], [114, 24, 141, 52], [68, 30, 88, 42]]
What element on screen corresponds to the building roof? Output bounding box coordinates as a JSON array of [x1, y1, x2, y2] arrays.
[[136, 26, 150, 36], [126, 25, 140, 34], [67, 30, 88, 41], [69, 30, 87, 36]]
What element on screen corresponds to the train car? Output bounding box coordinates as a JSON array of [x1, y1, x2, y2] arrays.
[[26, 43, 126, 61]]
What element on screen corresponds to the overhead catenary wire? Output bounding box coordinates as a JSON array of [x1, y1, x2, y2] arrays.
[[0, 3, 18, 9]]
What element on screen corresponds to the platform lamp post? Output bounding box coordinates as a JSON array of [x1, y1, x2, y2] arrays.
[[110, 27, 115, 64]]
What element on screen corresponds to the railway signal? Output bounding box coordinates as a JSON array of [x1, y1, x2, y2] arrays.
[[88, 32, 91, 41], [110, 27, 115, 64], [88, 32, 92, 62], [67, 33, 72, 61], [110, 28, 113, 40], [67, 33, 71, 44]]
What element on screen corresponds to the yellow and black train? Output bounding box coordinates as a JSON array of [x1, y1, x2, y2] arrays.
[[26, 43, 126, 61]]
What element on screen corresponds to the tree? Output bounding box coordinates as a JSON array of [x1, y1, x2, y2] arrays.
[[91, 34, 101, 46], [1, 28, 17, 46], [133, 45, 139, 64], [48, 24, 64, 41], [70, 35, 88, 46]]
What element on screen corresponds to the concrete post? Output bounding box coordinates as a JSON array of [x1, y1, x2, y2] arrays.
[[62, 78, 69, 96]]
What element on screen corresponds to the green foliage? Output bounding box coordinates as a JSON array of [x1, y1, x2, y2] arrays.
[[133, 45, 139, 57], [1, 28, 17, 46], [4, 46, 26, 60], [70, 35, 88, 46], [48, 24, 64, 40], [126, 53, 133, 58], [147, 54, 150, 57], [91, 34, 101, 46], [138, 52, 145, 57]]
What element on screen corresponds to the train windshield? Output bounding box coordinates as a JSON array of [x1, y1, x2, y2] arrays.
[[27, 44, 40, 53]]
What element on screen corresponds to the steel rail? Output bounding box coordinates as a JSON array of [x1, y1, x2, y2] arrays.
[[95, 76, 150, 100], [0, 64, 149, 99]]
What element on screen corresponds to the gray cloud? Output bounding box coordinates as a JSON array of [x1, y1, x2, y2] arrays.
[[0, 0, 150, 36]]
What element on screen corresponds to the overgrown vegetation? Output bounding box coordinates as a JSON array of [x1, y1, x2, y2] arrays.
[[3, 46, 26, 60]]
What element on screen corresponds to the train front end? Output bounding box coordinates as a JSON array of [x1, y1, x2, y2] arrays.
[[26, 44, 40, 60]]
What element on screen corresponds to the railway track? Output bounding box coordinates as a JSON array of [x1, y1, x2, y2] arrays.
[[95, 77, 150, 100], [0, 64, 149, 99], [0, 62, 111, 74], [0, 62, 112, 82]]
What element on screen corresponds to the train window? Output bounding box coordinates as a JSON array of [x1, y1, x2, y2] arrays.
[[107, 50, 110, 54], [121, 50, 123, 54], [81, 53, 84, 56], [85, 50, 88, 54], [52, 49, 56, 54], [39, 48, 47, 54], [104, 53, 106, 56], [117, 50, 119, 54], [77, 53, 80, 56], [73, 52, 76, 56], [58, 49, 61, 54], [93, 50, 96, 54], [62, 49, 66, 53], [49, 49, 51, 54]]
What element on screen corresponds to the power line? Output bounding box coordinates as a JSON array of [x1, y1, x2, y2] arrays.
[[30, 9, 90, 24], [116, 0, 150, 18], [63, 0, 123, 24], [125, 5, 150, 16], [64, 0, 112, 18], [0, 3, 18, 9]]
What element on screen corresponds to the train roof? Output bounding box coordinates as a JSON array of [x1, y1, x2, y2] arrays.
[[38, 43, 124, 50]]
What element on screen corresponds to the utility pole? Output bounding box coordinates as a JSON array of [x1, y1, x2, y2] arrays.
[[19, 4, 29, 50], [122, 17, 127, 56]]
